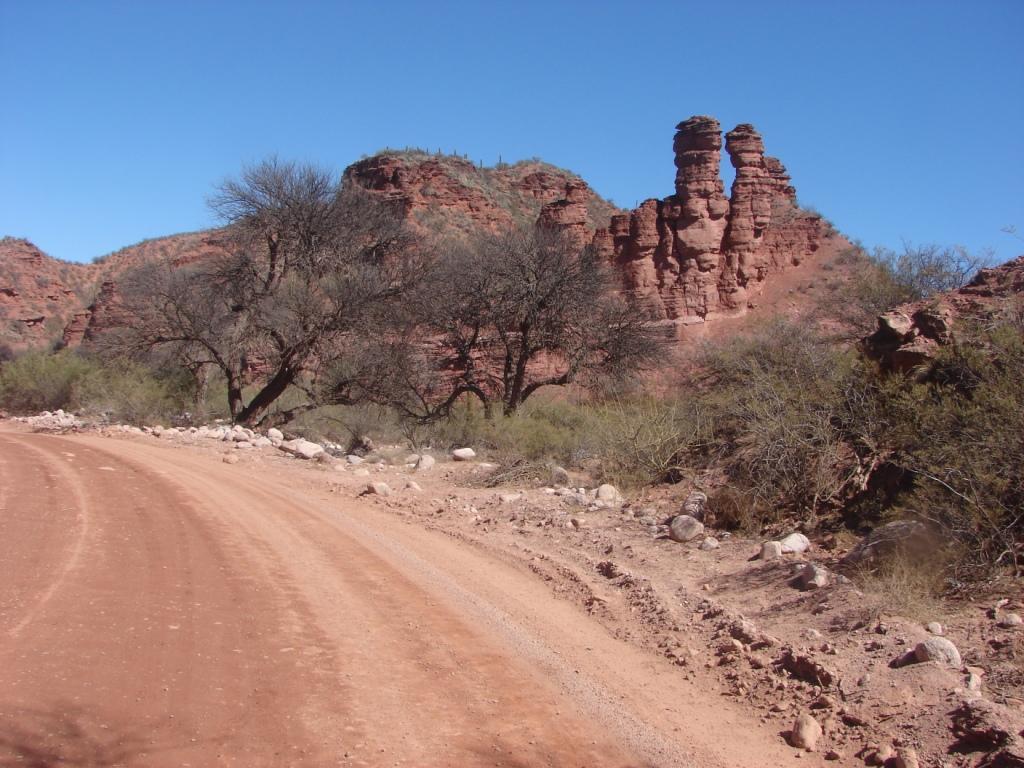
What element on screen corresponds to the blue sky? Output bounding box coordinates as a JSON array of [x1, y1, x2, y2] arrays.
[[1, 1, 1022, 264]]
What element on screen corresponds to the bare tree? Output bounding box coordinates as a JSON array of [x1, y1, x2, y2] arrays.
[[101, 159, 423, 426], [365, 224, 663, 419]]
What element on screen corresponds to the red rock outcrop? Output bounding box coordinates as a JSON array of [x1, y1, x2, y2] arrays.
[[344, 153, 619, 239], [0, 237, 96, 350], [536, 180, 591, 249], [590, 116, 837, 326], [863, 255, 1024, 371]]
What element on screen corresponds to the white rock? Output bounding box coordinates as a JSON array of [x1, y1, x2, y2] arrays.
[[699, 537, 720, 551], [760, 541, 784, 560], [252, 436, 272, 447], [267, 428, 284, 441], [222, 453, 239, 465], [415, 454, 436, 471], [452, 447, 476, 461], [499, 493, 522, 504], [234, 441, 253, 450], [798, 563, 830, 590], [596, 484, 620, 502], [404, 453, 421, 465], [789, 712, 822, 751], [346, 454, 364, 465], [914, 637, 961, 667], [926, 621, 944, 635], [279, 439, 324, 460], [366, 482, 391, 497], [668, 514, 704, 543], [779, 532, 811, 554]]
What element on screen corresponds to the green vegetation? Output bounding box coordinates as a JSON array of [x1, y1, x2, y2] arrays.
[[0, 349, 192, 424]]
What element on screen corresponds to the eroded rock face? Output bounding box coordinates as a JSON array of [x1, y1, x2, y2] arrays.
[[863, 255, 1024, 371], [590, 116, 836, 324]]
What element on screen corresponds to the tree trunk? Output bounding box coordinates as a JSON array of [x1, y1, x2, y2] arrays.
[[235, 365, 297, 426], [227, 373, 244, 420]]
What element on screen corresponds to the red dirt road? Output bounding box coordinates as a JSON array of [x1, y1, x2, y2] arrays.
[[0, 427, 798, 767]]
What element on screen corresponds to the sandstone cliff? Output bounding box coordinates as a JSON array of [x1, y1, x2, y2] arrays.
[[0, 238, 96, 351], [344, 152, 620, 239], [589, 116, 838, 325]]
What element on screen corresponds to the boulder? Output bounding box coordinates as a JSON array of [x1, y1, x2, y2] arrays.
[[551, 465, 571, 486], [842, 520, 931, 568], [279, 439, 324, 460], [779, 532, 811, 554], [596, 484, 620, 502], [267, 427, 284, 441], [415, 454, 436, 471], [452, 448, 476, 461], [668, 514, 704, 543], [789, 712, 822, 751], [699, 537, 720, 551], [913, 637, 961, 667], [760, 541, 784, 560], [365, 482, 391, 497], [797, 563, 830, 591]]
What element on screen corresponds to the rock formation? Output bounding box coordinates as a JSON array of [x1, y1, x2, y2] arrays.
[[863, 255, 1024, 371], [0, 237, 93, 351], [590, 116, 835, 324], [344, 153, 619, 239]]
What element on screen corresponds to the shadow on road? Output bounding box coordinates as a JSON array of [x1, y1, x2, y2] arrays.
[[0, 704, 173, 768]]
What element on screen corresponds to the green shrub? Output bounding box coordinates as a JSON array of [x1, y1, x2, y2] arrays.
[[72, 361, 192, 425], [591, 397, 707, 488], [0, 350, 97, 413]]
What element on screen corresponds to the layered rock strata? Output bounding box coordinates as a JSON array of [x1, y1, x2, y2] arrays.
[[589, 116, 832, 322]]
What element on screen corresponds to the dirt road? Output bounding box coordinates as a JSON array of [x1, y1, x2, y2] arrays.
[[0, 427, 800, 767]]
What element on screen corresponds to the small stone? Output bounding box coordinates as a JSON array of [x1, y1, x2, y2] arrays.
[[760, 541, 784, 560], [405, 481, 422, 492], [668, 514, 704, 543], [789, 712, 822, 751], [698, 537, 720, 551], [346, 454, 364, 465], [824, 750, 841, 761], [451, 447, 476, 461], [913, 636, 961, 667], [596, 484, 620, 502], [926, 621, 944, 635], [779, 532, 811, 554], [365, 482, 391, 497], [798, 563, 830, 591], [222, 453, 239, 465], [267, 427, 284, 441], [498, 493, 522, 504], [416, 454, 436, 471]]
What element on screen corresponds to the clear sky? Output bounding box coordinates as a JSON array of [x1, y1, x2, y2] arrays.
[[1, 1, 1022, 264]]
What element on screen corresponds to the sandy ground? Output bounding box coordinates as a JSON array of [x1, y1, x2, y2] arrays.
[[0, 424, 834, 767]]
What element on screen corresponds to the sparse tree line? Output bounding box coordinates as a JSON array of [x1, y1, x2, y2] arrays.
[[1, 157, 1019, 584]]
